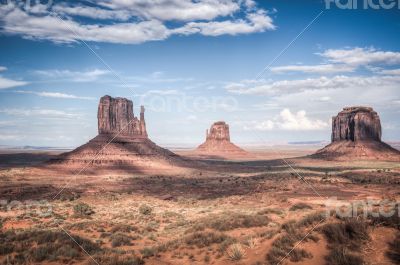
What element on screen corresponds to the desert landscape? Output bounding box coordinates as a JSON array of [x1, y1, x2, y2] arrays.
[[0, 96, 399, 265], [1, 1, 400, 265]]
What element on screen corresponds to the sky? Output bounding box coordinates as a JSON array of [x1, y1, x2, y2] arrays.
[[0, 0, 399, 147]]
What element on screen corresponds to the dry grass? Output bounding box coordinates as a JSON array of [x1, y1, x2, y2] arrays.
[[189, 212, 270, 232], [227, 243, 245, 261], [289, 202, 312, 211]]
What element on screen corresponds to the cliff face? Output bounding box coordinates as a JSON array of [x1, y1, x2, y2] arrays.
[[313, 106, 399, 160], [331, 106, 381, 142], [98, 95, 147, 137], [206, 121, 230, 141]]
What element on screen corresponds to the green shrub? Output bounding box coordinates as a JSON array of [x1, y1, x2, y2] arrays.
[[111, 233, 132, 247]]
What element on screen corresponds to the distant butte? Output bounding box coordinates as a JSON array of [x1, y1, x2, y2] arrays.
[[313, 106, 400, 160], [195, 121, 249, 158]]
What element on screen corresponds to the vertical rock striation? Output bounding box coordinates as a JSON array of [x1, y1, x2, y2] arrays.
[[98, 95, 147, 137], [313, 106, 399, 160], [331, 106, 381, 142]]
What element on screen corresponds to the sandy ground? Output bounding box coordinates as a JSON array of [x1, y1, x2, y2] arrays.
[[0, 147, 399, 265]]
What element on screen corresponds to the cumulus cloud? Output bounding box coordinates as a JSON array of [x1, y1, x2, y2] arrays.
[[0, 1, 275, 44], [243, 109, 328, 131], [320, 47, 400, 66], [172, 10, 275, 36], [14, 90, 95, 100], [34, 69, 110, 82]]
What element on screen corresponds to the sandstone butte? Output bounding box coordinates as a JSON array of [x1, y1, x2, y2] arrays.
[[195, 121, 249, 158], [313, 106, 400, 160], [50, 95, 187, 171]]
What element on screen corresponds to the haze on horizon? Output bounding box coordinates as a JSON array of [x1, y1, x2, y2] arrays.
[[0, 0, 399, 148]]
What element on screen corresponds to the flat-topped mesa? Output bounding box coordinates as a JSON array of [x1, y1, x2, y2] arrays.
[[206, 121, 230, 141], [331, 106, 381, 142], [98, 95, 147, 138]]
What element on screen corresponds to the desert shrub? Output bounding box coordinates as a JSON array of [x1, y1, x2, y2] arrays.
[[266, 230, 311, 264], [298, 212, 326, 227], [321, 218, 369, 251], [227, 244, 245, 261], [139, 204, 153, 215], [387, 233, 400, 263], [289, 203, 312, 211], [111, 233, 133, 247], [0, 229, 100, 263], [368, 205, 399, 229], [73, 202, 94, 217], [184, 231, 230, 248], [290, 248, 313, 262], [190, 212, 270, 232], [325, 246, 364, 265], [218, 237, 237, 253], [257, 208, 284, 216], [111, 224, 137, 233], [140, 247, 156, 258]]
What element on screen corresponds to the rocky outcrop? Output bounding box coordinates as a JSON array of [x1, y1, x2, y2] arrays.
[[50, 95, 189, 172], [98, 95, 147, 137], [196, 121, 249, 158], [331, 106, 381, 142], [313, 106, 399, 160]]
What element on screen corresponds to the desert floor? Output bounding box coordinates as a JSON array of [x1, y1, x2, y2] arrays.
[[0, 147, 399, 265]]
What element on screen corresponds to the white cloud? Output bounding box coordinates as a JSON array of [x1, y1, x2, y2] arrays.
[[0, 66, 7, 72], [0, 108, 82, 119], [270, 64, 355, 74], [0, 1, 275, 44], [14, 90, 95, 100], [34, 69, 110, 82], [96, 0, 241, 21], [53, 4, 131, 21], [243, 109, 328, 131], [379, 69, 400, 76], [320, 47, 400, 66], [0, 76, 28, 90], [226, 75, 400, 95], [173, 10, 275, 36]]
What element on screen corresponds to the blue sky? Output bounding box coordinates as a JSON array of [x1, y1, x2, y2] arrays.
[[0, 0, 399, 147]]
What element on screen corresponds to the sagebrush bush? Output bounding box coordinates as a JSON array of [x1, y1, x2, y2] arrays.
[[227, 244, 245, 261], [289, 203, 313, 211], [73, 202, 94, 217]]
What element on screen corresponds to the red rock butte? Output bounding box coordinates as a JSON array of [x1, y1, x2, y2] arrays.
[[50, 95, 187, 172], [314, 106, 400, 160], [195, 121, 249, 158]]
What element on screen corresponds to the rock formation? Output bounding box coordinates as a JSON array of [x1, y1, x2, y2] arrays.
[[50, 95, 188, 172], [331, 106, 381, 142], [98, 95, 147, 137], [313, 106, 399, 160], [195, 121, 249, 158]]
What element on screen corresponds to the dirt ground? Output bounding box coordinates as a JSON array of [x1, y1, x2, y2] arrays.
[[0, 147, 399, 265]]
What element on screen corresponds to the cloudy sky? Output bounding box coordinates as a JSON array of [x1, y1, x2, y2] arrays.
[[0, 0, 399, 147]]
